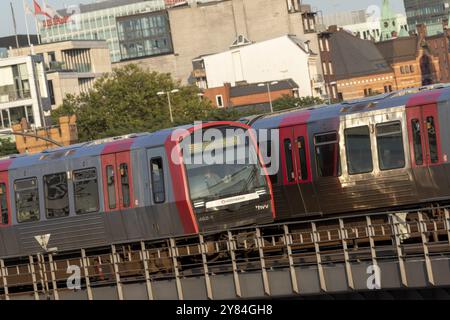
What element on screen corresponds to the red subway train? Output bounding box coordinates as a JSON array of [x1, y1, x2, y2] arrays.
[[249, 85, 450, 220], [0, 122, 274, 257]]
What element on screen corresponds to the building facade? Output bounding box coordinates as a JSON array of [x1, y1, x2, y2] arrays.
[[193, 35, 322, 98], [203, 79, 299, 109], [114, 0, 323, 85], [12, 115, 78, 154], [40, 0, 167, 63], [404, 0, 449, 36], [319, 25, 443, 101], [0, 55, 50, 133], [9, 40, 112, 109]]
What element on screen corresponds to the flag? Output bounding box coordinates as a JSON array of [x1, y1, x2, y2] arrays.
[[24, 1, 33, 15], [43, 1, 61, 18], [33, 0, 51, 18]]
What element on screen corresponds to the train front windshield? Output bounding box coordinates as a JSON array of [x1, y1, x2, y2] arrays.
[[184, 136, 267, 204]]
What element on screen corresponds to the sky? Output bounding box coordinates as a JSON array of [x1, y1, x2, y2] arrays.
[[0, 0, 406, 37]]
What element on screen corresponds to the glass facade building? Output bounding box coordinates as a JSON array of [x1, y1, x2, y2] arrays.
[[40, 0, 167, 63], [404, 0, 449, 35], [117, 11, 173, 60]]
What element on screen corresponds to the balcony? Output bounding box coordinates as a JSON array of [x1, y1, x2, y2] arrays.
[[312, 74, 325, 88], [46, 61, 92, 73], [0, 89, 32, 104]]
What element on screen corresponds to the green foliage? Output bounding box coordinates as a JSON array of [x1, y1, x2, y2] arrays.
[[52, 64, 217, 142], [52, 65, 327, 142], [272, 95, 325, 111], [0, 138, 18, 157]]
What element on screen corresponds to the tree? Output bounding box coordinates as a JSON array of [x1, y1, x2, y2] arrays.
[[272, 95, 325, 111], [0, 138, 18, 157], [52, 64, 217, 142]]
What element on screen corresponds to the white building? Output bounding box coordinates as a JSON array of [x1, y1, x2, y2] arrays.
[[193, 35, 324, 98], [0, 55, 51, 133], [342, 14, 409, 41]]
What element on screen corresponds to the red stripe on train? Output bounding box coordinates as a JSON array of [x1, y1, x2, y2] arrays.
[[406, 90, 442, 108]]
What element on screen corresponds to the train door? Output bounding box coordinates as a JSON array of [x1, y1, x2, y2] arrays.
[[292, 125, 320, 214], [279, 126, 317, 218], [407, 104, 444, 199], [0, 171, 10, 226], [102, 152, 134, 212]]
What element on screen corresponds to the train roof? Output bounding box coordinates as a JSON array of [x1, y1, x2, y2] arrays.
[[0, 124, 194, 171], [250, 84, 450, 130]]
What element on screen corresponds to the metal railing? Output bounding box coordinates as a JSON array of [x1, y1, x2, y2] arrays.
[[1, 206, 450, 300], [0, 89, 31, 104]]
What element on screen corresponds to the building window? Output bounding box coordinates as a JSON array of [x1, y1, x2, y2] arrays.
[[117, 11, 173, 60], [15, 178, 40, 223], [48, 80, 56, 105], [315, 132, 340, 177], [376, 122, 405, 170], [216, 95, 224, 108], [322, 62, 328, 75], [328, 62, 333, 75], [73, 168, 99, 215], [44, 173, 70, 219], [345, 126, 373, 174], [150, 157, 166, 204]]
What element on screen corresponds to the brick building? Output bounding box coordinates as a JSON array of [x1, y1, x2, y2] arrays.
[[12, 115, 78, 154], [319, 24, 444, 101], [203, 79, 299, 110]]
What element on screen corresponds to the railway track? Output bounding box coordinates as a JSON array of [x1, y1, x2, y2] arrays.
[[1, 205, 450, 300]]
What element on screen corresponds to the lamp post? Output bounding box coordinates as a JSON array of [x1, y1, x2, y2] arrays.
[[258, 81, 279, 113], [157, 89, 179, 123]]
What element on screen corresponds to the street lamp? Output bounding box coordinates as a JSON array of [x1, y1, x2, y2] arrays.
[[258, 81, 279, 113], [157, 89, 180, 123]]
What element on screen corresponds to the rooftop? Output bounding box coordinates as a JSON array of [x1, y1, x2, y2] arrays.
[[327, 30, 392, 80]]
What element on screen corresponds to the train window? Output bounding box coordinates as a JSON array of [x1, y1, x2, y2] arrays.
[[345, 126, 373, 174], [297, 137, 308, 180], [426, 116, 439, 163], [44, 173, 69, 219], [0, 183, 8, 225], [411, 119, 423, 165], [315, 132, 340, 177], [106, 166, 116, 209], [284, 139, 295, 182], [120, 163, 130, 208], [150, 158, 165, 204], [73, 168, 99, 215], [376, 122, 405, 170], [15, 178, 40, 223]]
